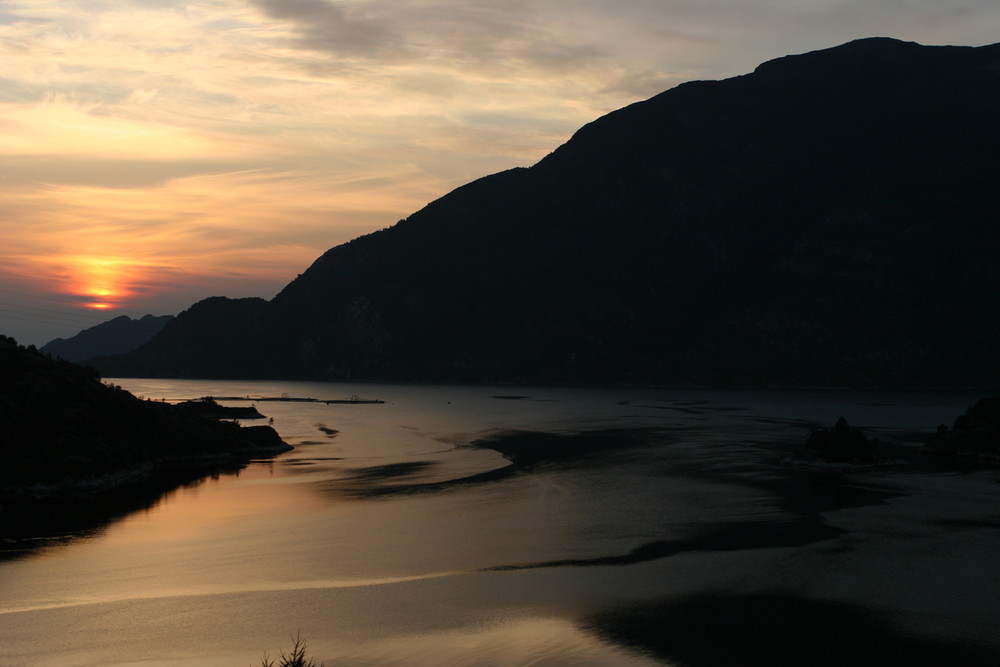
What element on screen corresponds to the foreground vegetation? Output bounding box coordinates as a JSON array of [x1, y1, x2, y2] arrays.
[[259, 632, 323, 667]]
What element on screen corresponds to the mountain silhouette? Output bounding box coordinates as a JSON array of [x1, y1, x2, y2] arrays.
[[42, 314, 172, 363], [94, 38, 1000, 386]]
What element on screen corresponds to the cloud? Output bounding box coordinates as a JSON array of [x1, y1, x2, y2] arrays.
[[250, 0, 397, 58], [0, 155, 244, 189], [248, 0, 609, 73]]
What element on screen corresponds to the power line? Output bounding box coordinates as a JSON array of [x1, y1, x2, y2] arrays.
[[0, 311, 103, 331], [0, 287, 91, 304], [0, 300, 110, 325], [0, 287, 151, 319], [0, 307, 111, 327], [0, 289, 152, 335]]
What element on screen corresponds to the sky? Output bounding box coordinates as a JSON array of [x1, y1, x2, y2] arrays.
[[1, 0, 998, 347]]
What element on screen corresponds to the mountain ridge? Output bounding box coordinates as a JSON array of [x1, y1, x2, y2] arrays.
[[42, 314, 173, 363], [93, 38, 1000, 386]]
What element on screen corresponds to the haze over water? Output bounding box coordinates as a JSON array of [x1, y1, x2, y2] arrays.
[[1, 380, 997, 665]]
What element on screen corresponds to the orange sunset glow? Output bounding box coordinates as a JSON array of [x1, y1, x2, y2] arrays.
[[78, 260, 127, 305], [2, 0, 997, 346]]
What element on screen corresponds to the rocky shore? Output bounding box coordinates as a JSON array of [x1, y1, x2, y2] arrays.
[[0, 336, 291, 510], [923, 397, 1000, 463]]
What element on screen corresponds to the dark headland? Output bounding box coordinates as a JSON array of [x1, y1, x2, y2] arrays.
[[0, 336, 290, 518]]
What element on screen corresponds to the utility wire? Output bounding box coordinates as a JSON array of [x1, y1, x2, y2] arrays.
[[0, 307, 111, 327], [0, 287, 153, 320], [0, 287, 163, 340], [0, 300, 110, 325], [0, 287, 92, 304], [0, 311, 105, 330]]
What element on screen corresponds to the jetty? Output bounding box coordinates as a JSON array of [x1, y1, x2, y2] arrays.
[[189, 393, 384, 405]]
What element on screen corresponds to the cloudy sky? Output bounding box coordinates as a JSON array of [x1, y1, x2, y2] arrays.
[[1, 0, 997, 346]]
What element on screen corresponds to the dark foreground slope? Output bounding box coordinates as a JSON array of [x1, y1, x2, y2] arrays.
[[0, 336, 289, 509], [98, 38, 1000, 386]]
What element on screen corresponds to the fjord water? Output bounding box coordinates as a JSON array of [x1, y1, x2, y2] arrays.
[[1, 381, 998, 666]]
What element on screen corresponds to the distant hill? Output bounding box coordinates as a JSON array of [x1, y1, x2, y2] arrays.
[[42, 314, 173, 363], [95, 38, 1000, 387]]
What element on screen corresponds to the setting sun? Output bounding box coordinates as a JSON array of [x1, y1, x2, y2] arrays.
[[57, 256, 139, 312]]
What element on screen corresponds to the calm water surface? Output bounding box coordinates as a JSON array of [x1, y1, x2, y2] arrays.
[[1, 381, 997, 666]]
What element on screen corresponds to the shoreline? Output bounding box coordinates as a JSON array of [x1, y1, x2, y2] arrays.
[[1, 433, 292, 507]]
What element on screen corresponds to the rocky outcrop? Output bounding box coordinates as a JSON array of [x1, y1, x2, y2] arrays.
[[923, 398, 1000, 462], [801, 417, 876, 463]]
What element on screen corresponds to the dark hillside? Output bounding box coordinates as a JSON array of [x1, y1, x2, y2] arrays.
[[95, 297, 269, 378], [0, 336, 289, 509], [96, 38, 1000, 386]]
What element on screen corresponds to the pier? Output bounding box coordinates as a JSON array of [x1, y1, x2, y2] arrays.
[[189, 393, 384, 405]]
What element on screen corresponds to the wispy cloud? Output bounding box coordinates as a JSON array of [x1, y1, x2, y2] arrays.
[[250, 0, 399, 58]]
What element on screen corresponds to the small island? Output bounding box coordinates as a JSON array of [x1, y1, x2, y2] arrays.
[[0, 336, 291, 512], [923, 397, 1000, 463]]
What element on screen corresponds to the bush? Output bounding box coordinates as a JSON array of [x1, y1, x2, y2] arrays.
[[259, 631, 323, 667]]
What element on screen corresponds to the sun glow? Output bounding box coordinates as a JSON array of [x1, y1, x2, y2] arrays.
[[56, 256, 142, 311]]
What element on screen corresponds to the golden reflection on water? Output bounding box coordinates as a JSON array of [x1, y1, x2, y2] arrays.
[[109, 462, 326, 545], [323, 616, 662, 666]]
